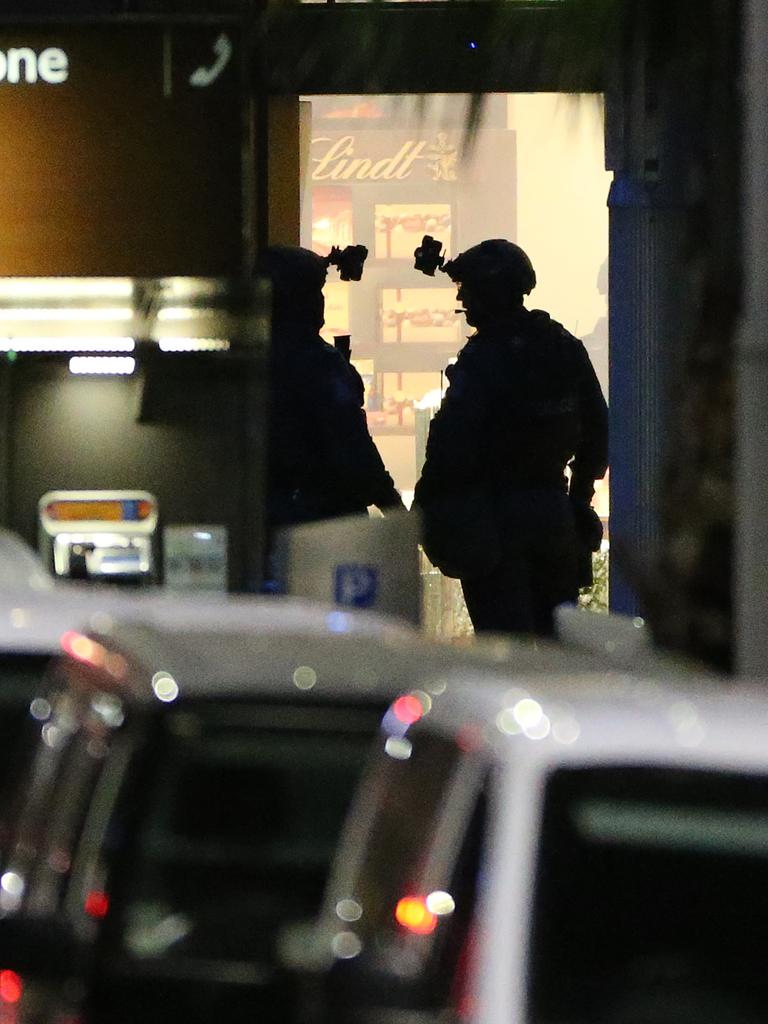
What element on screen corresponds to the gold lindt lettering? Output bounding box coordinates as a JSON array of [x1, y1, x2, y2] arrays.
[[393, 141, 428, 179], [311, 137, 431, 182], [340, 158, 373, 180], [368, 143, 416, 180], [312, 136, 355, 181]]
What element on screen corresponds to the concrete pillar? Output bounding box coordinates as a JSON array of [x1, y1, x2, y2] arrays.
[[735, 0, 768, 674], [608, 175, 686, 614], [605, 0, 693, 616]]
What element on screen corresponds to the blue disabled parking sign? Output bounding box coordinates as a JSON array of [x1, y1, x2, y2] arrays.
[[334, 563, 379, 609]]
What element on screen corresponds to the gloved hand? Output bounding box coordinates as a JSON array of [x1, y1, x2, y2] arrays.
[[570, 500, 604, 552]]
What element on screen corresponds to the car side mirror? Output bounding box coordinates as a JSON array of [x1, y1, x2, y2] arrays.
[[0, 915, 87, 979]]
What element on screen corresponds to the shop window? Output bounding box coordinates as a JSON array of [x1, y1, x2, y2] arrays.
[[374, 204, 451, 260], [381, 287, 462, 344], [312, 186, 355, 255], [301, 92, 611, 634], [323, 280, 350, 339]]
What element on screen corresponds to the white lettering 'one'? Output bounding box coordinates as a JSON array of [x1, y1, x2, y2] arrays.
[[0, 47, 69, 85]]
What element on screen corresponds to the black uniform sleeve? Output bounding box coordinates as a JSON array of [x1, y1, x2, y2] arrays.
[[568, 340, 609, 506], [317, 352, 405, 512]]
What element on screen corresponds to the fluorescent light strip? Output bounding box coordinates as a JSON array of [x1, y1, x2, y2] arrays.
[[161, 277, 222, 300], [0, 279, 133, 300], [157, 338, 230, 352], [69, 356, 136, 376], [0, 337, 135, 353], [0, 308, 133, 322]]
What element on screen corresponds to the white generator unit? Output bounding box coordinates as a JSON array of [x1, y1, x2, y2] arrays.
[[274, 509, 421, 626]]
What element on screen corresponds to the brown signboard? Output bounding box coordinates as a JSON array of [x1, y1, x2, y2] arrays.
[[0, 25, 243, 277]]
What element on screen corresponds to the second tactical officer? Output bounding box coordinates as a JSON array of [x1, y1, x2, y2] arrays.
[[413, 238, 608, 637], [258, 245, 405, 535]]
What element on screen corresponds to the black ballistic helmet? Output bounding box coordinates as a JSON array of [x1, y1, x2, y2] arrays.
[[254, 246, 328, 298], [443, 239, 537, 297], [254, 245, 328, 326]]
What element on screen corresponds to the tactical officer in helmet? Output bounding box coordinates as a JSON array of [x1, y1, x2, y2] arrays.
[[414, 238, 608, 637], [257, 245, 404, 545]]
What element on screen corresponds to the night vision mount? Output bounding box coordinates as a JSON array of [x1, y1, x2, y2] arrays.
[[413, 235, 447, 277], [326, 244, 369, 282]]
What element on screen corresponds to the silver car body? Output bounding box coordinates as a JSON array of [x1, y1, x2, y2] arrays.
[[314, 667, 764, 1024]]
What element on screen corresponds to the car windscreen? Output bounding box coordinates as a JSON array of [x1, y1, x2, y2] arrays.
[[529, 766, 768, 1024], [103, 700, 384, 965], [0, 653, 52, 843], [322, 725, 486, 1013], [335, 730, 468, 939]]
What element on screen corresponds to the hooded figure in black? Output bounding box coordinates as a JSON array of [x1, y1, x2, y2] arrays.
[[258, 245, 404, 537], [414, 239, 608, 637]]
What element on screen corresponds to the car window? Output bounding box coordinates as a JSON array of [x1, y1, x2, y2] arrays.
[[529, 766, 768, 1024], [333, 731, 469, 933], [0, 654, 53, 848], [1, 681, 128, 918], [96, 700, 383, 965], [323, 726, 487, 1009]]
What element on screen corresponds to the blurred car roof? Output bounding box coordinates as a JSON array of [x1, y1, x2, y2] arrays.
[[64, 593, 606, 703], [1, 572, 694, 699], [0, 529, 54, 592], [0, 582, 138, 655], [396, 666, 768, 772]]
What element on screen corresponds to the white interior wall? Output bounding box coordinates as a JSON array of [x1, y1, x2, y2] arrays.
[[509, 93, 611, 339]]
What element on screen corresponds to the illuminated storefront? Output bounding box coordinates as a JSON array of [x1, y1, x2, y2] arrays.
[[0, 3, 702, 621], [301, 92, 611, 633], [302, 94, 609, 499]]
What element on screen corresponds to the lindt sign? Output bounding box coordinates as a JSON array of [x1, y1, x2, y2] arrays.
[[311, 131, 460, 183], [0, 46, 69, 84]]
